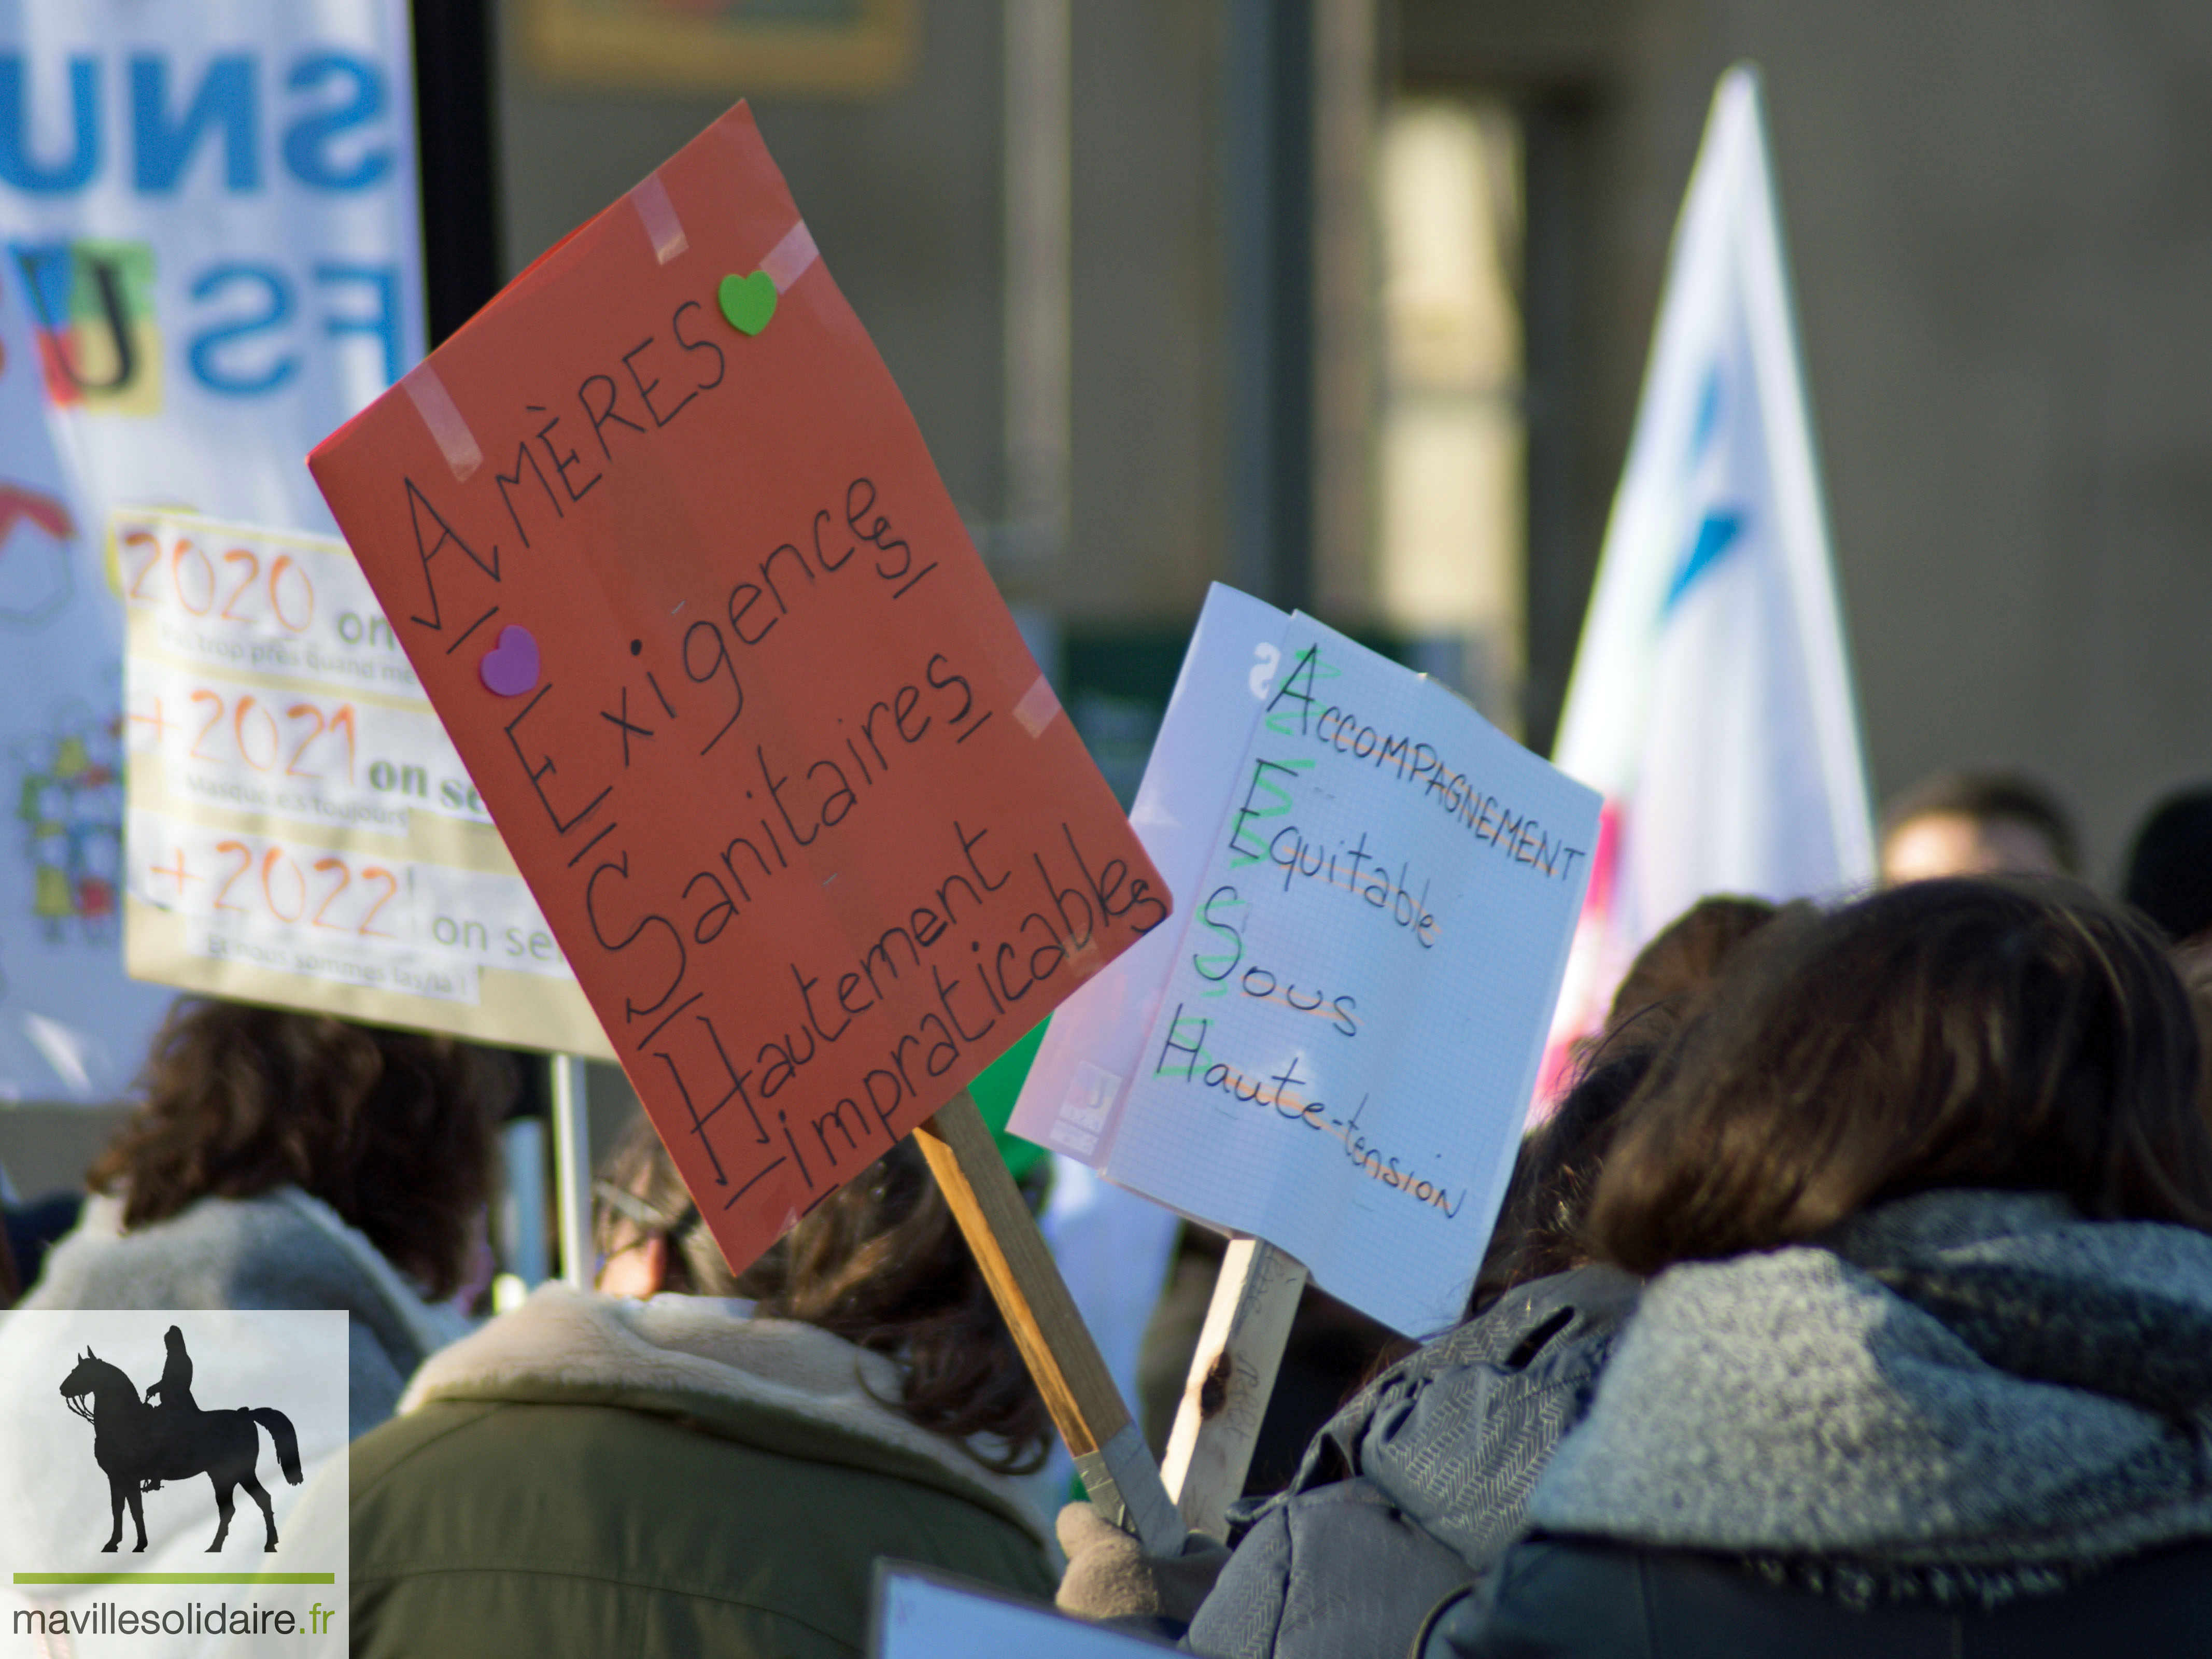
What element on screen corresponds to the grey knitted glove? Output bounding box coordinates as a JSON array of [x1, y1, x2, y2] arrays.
[[1054, 1501, 1232, 1626]]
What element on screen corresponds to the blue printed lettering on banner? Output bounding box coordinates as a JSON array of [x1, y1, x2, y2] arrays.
[[187, 262, 402, 394], [132, 55, 259, 192], [0, 49, 405, 399], [9, 241, 404, 404], [0, 50, 391, 197]]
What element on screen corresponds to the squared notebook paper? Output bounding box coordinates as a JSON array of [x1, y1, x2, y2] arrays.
[[1012, 586, 1600, 1334], [311, 104, 1166, 1275]]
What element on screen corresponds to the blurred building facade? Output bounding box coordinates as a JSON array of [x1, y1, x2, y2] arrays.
[[495, 0, 2212, 878]]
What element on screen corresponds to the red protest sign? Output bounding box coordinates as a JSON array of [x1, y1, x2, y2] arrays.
[[309, 104, 1168, 1276]]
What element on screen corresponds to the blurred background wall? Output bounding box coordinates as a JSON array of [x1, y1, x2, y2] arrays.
[[8, 0, 2206, 1242], [495, 0, 2212, 887], [1569, 1, 2212, 888]]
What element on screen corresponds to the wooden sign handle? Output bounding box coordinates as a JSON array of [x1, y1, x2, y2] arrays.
[[1159, 1238, 1309, 1539], [914, 1092, 1188, 1557]]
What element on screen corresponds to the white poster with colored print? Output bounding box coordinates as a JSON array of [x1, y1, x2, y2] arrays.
[[1013, 586, 1599, 1335], [121, 509, 611, 1059], [0, 2, 424, 1100]]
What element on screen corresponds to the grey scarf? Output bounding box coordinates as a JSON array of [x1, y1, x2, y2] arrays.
[[1526, 1189, 2212, 1600]]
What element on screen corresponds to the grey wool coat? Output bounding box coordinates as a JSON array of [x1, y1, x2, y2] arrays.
[[22, 1187, 468, 1437]]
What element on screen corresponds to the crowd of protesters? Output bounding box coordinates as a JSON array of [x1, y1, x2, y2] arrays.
[[4, 767, 2211, 1656]]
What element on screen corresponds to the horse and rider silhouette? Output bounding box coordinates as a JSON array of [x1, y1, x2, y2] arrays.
[[59, 1326, 302, 1553]]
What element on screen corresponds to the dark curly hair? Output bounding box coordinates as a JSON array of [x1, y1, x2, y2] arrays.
[[87, 999, 513, 1298], [595, 1115, 1051, 1472]]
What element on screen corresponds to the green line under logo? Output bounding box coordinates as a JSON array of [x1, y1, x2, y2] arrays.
[[13, 1572, 336, 1584]]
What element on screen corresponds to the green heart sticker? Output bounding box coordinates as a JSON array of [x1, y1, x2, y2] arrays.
[[718, 271, 777, 336]]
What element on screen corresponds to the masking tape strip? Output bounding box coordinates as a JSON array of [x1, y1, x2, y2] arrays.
[[1073, 1424, 1184, 1552], [402, 363, 483, 483], [1012, 674, 1062, 737], [760, 220, 819, 294], [1045, 1060, 1121, 1158], [630, 175, 689, 264]]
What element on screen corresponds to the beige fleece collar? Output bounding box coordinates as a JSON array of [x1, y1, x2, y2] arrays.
[[401, 1283, 1045, 1539]]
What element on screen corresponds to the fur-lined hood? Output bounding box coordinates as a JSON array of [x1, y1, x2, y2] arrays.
[[402, 1283, 1047, 1543]]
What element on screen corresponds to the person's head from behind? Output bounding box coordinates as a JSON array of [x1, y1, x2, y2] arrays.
[[1600, 895, 1780, 1045], [1470, 1044, 1656, 1314], [88, 999, 513, 1299], [1473, 896, 1784, 1313], [1587, 878, 2212, 1275], [593, 1116, 1050, 1471], [2122, 784, 2212, 948], [1878, 767, 2079, 884]]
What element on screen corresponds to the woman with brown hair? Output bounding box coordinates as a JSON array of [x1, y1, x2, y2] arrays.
[[22, 999, 510, 1435], [1448, 878, 2212, 1657], [1060, 897, 1781, 1659], [335, 1117, 1054, 1659]]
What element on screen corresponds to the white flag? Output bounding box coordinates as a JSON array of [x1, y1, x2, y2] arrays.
[[1543, 65, 1872, 1086]]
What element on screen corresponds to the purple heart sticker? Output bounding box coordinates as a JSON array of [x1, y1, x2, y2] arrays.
[[478, 625, 540, 697]]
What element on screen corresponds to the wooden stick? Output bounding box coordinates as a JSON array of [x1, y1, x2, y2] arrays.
[[914, 1092, 1187, 1556], [1160, 1239, 1309, 1539], [550, 1054, 594, 1289]]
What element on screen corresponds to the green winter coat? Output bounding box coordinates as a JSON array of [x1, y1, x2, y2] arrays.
[[343, 1285, 1055, 1658]]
